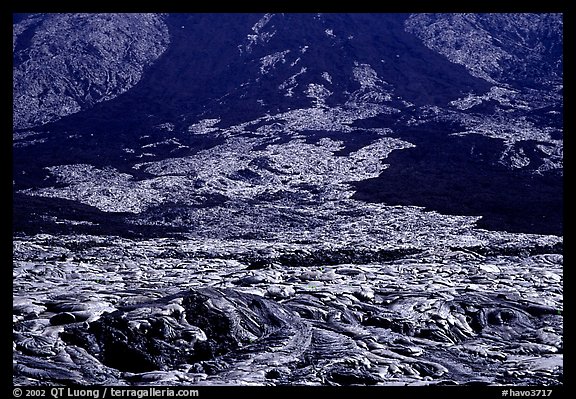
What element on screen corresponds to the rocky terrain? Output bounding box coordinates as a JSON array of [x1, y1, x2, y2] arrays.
[[13, 13, 563, 387], [13, 13, 169, 129], [13, 232, 562, 386]]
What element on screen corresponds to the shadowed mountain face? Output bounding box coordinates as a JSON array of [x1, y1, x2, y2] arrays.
[[13, 13, 562, 387]]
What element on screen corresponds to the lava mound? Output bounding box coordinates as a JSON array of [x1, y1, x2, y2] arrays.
[[61, 287, 307, 374]]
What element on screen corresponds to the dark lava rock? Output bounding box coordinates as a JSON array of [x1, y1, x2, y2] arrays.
[[61, 287, 303, 372], [50, 312, 76, 325], [266, 367, 290, 380], [327, 365, 382, 385], [62, 311, 182, 372]]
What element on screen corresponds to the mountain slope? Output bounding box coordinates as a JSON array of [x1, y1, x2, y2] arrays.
[[12, 12, 563, 387], [13, 13, 562, 236], [13, 13, 169, 130]]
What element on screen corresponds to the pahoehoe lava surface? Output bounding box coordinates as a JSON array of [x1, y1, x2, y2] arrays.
[[13, 234, 563, 385], [13, 13, 562, 387]]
